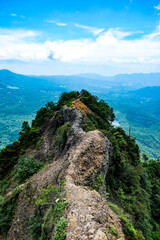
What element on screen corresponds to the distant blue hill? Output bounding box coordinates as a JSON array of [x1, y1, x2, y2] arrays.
[[74, 72, 160, 88], [35, 72, 160, 91], [129, 86, 160, 100]]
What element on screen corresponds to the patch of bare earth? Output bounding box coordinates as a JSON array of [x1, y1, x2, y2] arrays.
[[72, 99, 92, 115]]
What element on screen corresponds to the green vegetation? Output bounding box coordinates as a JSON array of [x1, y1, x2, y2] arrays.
[[109, 225, 120, 238], [0, 176, 12, 195], [32, 102, 56, 128], [108, 202, 145, 240], [0, 187, 20, 235], [0, 86, 59, 152], [78, 90, 160, 240], [14, 156, 44, 184], [0, 69, 160, 159], [0, 155, 44, 236], [143, 160, 160, 226], [28, 211, 43, 240], [53, 217, 67, 240], [0, 90, 159, 239], [55, 122, 70, 150], [106, 94, 160, 159], [0, 140, 21, 179], [19, 124, 40, 149], [81, 90, 115, 132], [29, 182, 67, 240], [56, 91, 78, 109], [92, 174, 103, 191], [81, 89, 115, 124]]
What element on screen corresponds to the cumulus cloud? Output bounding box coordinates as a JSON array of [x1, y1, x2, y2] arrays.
[[1, 26, 160, 65], [45, 27, 160, 64], [0, 29, 49, 61], [74, 23, 104, 35]]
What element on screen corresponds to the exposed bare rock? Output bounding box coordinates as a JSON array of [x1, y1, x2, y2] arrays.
[[65, 180, 125, 240], [7, 106, 125, 240]]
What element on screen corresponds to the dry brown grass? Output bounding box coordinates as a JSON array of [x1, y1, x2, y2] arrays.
[[72, 99, 92, 115]]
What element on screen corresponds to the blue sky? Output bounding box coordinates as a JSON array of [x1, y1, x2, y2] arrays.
[[0, 0, 160, 75]]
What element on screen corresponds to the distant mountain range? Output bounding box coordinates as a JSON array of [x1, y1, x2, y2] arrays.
[[0, 69, 160, 158], [35, 72, 160, 92], [1, 69, 160, 92]]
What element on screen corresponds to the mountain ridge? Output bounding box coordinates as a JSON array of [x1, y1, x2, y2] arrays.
[[0, 91, 159, 240]]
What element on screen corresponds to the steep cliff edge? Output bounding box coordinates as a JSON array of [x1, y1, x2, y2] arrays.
[[6, 105, 125, 240]]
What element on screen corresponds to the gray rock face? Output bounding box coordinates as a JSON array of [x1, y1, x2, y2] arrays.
[[7, 106, 125, 240]]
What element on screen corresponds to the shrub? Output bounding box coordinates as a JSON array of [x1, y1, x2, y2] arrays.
[[35, 184, 60, 206], [81, 90, 115, 123], [32, 102, 55, 128], [56, 91, 78, 109], [53, 217, 67, 240], [0, 178, 10, 195], [109, 225, 120, 238], [0, 187, 20, 235], [0, 195, 4, 204], [29, 182, 67, 240], [19, 127, 40, 148], [82, 113, 109, 132], [92, 175, 103, 191], [28, 211, 43, 240], [108, 202, 122, 215], [14, 156, 44, 184], [55, 122, 70, 150], [109, 202, 145, 240], [0, 141, 20, 179]]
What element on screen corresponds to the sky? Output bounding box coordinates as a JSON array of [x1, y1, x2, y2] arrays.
[[0, 0, 160, 75]]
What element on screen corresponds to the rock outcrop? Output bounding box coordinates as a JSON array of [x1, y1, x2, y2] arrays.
[[7, 106, 125, 240]]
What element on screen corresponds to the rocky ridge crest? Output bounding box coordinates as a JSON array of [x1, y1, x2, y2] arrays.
[[7, 106, 125, 240]]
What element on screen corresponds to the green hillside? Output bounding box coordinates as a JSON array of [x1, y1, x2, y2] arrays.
[[105, 87, 160, 159]]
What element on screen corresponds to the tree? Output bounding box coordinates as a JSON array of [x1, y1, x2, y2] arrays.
[[19, 121, 30, 134]]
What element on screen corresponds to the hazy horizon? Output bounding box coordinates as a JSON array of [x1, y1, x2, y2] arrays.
[[0, 68, 160, 77], [1, 68, 160, 78]]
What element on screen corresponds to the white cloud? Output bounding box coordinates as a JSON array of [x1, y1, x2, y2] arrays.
[[74, 24, 104, 35], [1, 26, 160, 67], [45, 20, 67, 26], [56, 22, 67, 26], [0, 29, 48, 61], [10, 14, 26, 19], [10, 13, 17, 17], [45, 27, 160, 64], [154, 3, 160, 10]]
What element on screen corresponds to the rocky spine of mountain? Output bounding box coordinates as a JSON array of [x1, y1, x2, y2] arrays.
[[0, 90, 159, 240]]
